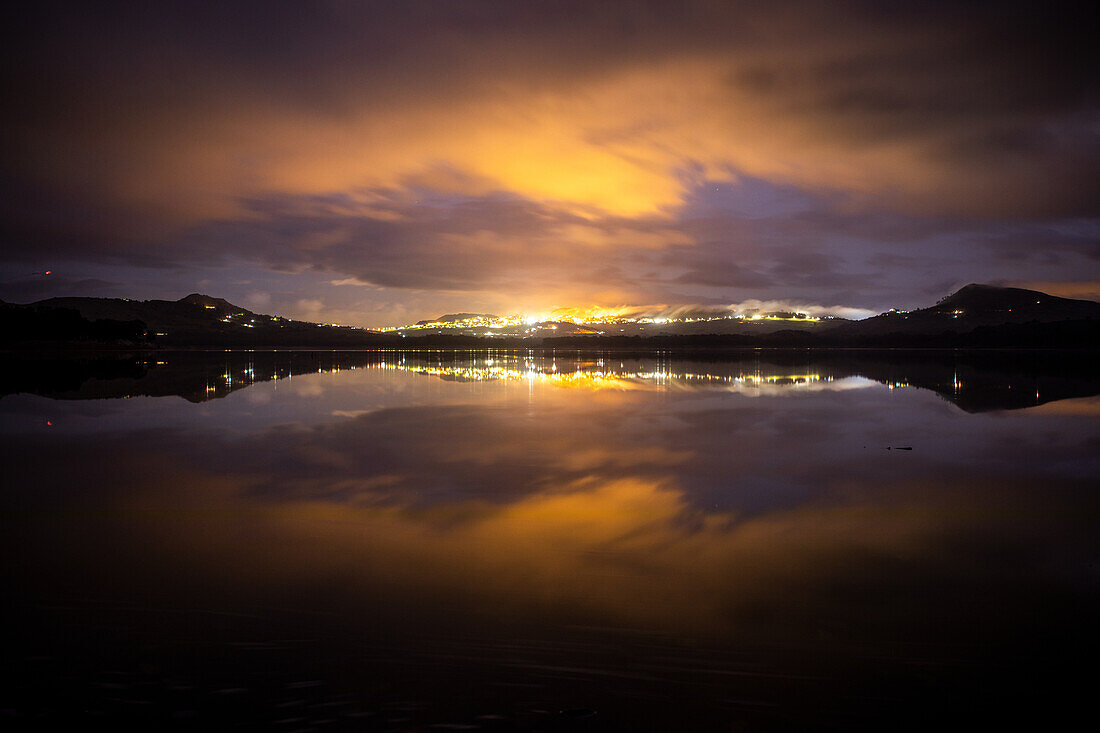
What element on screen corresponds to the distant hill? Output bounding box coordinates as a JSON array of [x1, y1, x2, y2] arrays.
[[3, 294, 386, 348], [35, 292, 265, 330], [546, 284, 1099, 348], [4, 284, 1098, 349], [416, 313, 497, 325], [177, 293, 239, 311], [398, 312, 841, 337], [835, 284, 1100, 337], [0, 300, 150, 345]]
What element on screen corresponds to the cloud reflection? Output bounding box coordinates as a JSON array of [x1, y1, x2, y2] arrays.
[[4, 362, 1097, 646]]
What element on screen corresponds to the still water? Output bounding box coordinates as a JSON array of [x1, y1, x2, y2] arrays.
[[2, 350, 1098, 730]]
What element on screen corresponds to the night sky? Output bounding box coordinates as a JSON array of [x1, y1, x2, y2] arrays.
[[1, 1, 1097, 327]]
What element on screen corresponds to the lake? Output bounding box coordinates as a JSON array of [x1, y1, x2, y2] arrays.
[[2, 349, 1098, 730]]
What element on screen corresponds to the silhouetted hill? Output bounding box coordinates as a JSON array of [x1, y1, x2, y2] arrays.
[[835, 283, 1100, 337], [5, 284, 1098, 349], [5, 294, 386, 348], [0, 301, 150, 345], [417, 313, 497, 325], [35, 294, 261, 330], [178, 293, 239, 311]]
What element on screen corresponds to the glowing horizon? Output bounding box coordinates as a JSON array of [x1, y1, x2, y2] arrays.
[[377, 299, 875, 332]]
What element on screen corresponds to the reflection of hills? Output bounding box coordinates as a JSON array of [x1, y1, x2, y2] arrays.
[[789, 350, 1099, 412], [0, 351, 371, 403], [1, 349, 1096, 412]]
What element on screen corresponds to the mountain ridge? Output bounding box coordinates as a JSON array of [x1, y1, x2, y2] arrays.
[[831, 283, 1100, 337], [3, 284, 1098, 348], [2, 293, 382, 347]]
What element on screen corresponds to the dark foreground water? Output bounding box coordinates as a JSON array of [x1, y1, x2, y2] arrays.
[[2, 349, 1098, 731]]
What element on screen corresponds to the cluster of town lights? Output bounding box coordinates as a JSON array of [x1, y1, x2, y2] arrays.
[[381, 308, 820, 333]]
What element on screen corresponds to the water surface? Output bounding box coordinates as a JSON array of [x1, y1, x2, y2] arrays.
[[2, 350, 1098, 730]]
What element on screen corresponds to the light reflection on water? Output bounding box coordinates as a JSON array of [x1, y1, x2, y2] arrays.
[[1, 350, 1098, 729]]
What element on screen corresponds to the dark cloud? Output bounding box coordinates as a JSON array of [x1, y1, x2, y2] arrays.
[[671, 261, 774, 289], [170, 189, 616, 291], [0, 275, 123, 302]]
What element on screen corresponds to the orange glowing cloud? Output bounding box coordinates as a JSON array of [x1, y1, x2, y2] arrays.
[[9, 5, 1096, 235]]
